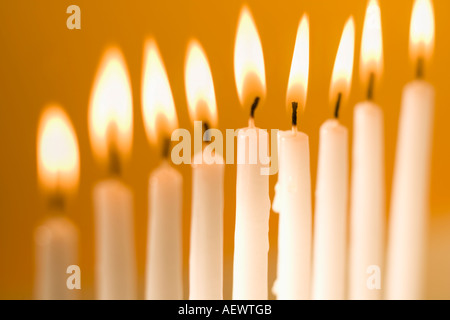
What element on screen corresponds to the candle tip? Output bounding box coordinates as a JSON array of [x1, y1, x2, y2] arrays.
[[48, 192, 65, 212], [203, 121, 211, 142], [250, 97, 260, 119], [367, 72, 375, 101], [334, 92, 343, 119], [416, 57, 425, 79], [108, 146, 121, 176], [107, 123, 121, 176], [161, 137, 171, 159], [291, 102, 299, 127]]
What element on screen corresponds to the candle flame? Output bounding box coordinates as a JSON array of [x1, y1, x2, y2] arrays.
[[286, 14, 310, 111], [330, 17, 355, 107], [142, 39, 178, 145], [234, 5, 266, 110], [37, 105, 80, 194], [360, 0, 384, 84], [184, 39, 218, 126], [409, 0, 435, 63], [88, 47, 133, 165]]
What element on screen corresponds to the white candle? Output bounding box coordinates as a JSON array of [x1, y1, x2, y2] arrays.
[[348, 0, 385, 300], [93, 179, 136, 299], [273, 129, 311, 300], [35, 216, 78, 300], [311, 17, 355, 300], [184, 40, 224, 299], [142, 40, 183, 300], [349, 102, 384, 300], [273, 14, 312, 300], [88, 47, 136, 300], [146, 162, 183, 299], [232, 5, 270, 300], [386, 82, 434, 300], [190, 151, 224, 299], [233, 123, 270, 300], [312, 120, 348, 300], [35, 105, 80, 300], [385, 0, 435, 300]]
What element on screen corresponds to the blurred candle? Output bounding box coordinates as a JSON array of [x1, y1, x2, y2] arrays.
[[185, 40, 224, 300], [88, 47, 136, 300], [35, 105, 80, 300], [349, 0, 385, 300], [311, 17, 355, 300], [385, 0, 435, 300], [232, 6, 271, 300], [142, 39, 183, 300], [272, 14, 312, 300]]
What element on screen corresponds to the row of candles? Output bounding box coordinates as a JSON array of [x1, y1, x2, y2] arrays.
[[34, 0, 435, 300]]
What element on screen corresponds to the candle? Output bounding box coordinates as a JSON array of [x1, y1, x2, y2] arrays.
[[311, 17, 355, 300], [232, 6, 271, 300], [348, 0, 385, 300], [185, 40, 225, 300], [35, 105, 80, 300], [88, 47, 137, 300], [142, 39, 183, 300], [385, 0, 435, 300], [272, 14, 312, 300]]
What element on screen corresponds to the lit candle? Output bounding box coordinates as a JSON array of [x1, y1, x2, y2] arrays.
[[348, 0, 385, 300], [385, 0, 435, 300], [272, 14, 312, 300], [142, 39, 183, 300], [185, 40, 225, 300], [311, 17, 355, 300], [35, 105, 80, 300], [88, 47, 136, 300], [232, 6, 270, 300]]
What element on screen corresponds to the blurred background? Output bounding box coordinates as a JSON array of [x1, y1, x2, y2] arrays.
[[0, 0, 449, 299]]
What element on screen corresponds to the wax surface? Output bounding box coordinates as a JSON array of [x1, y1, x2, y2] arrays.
[[34, 215, 78, 300], [93, 178, 136, 300], [273, 130, 312, 300], [349, 101, 385, 300], [311, 119, 348, 300], [146, 162, 183, 300], [189, 152, 225, 300], [233, 127, 271, 300], [386, 80, 435, 300]]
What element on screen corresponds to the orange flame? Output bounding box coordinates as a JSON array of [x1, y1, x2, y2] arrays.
[[142, 39, 178, 145], [329, 17, 355, 107], [409, 0, 435, 63], [234, 6, 266, 110], [360, 0, 384, 84], [88, 47, 133, 165], [37, 105, 80, 194], [286, 14, 310, 111], [184, 39, 218, 126]]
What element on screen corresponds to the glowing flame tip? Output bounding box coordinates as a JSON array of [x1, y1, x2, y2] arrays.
[[142, 39, 178, 145], [287, 13, 310, 111], [37, 105, 80, 194]]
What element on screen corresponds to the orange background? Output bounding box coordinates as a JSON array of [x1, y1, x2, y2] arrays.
[[1, 0, 450, 299]]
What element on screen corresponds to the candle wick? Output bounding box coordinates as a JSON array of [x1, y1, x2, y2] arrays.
[[416, 57, 425, 79], [203, 122, 211, 143], [334, 92, 342, 119], [48, 191, 65, 212], [250, 97, 260, 120], [367, 72, 375, 101], [108, 146, 121, 176], [291, 102, 299, 130], [161, 136, 171, 159], [107, 123, 121, 176]]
